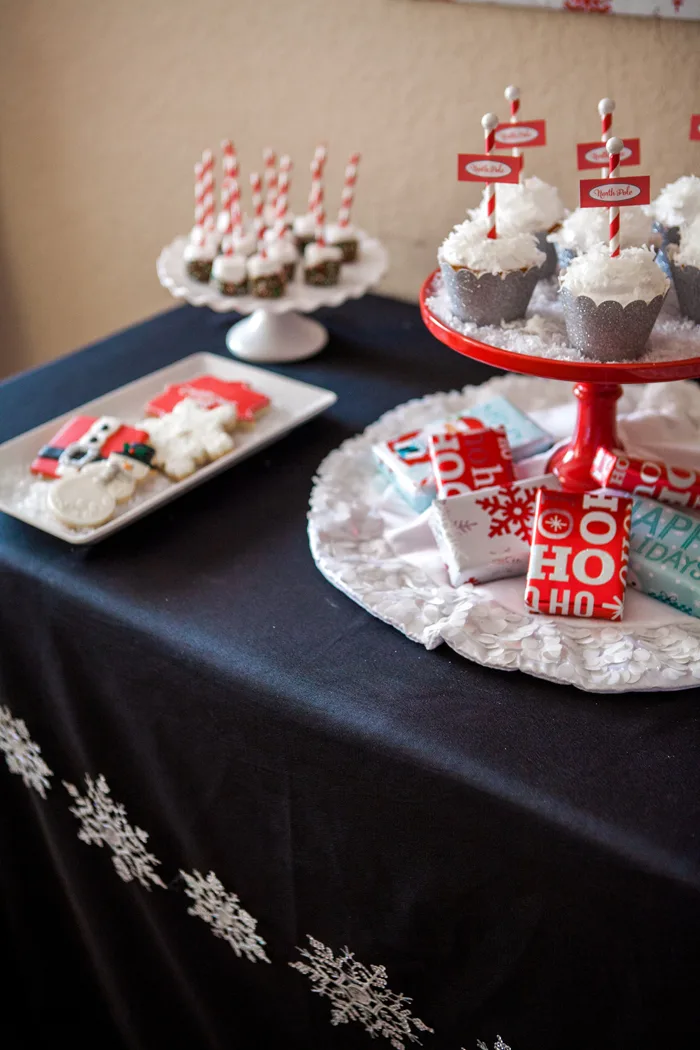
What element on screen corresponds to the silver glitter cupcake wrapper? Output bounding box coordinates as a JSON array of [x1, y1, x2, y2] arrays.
[[560, 288, 666, 362], [534, 231, 557, 279], [669, 258, 700, 323], [440, 261, 539, 327]]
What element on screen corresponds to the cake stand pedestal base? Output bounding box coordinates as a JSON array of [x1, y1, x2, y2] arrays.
[[548, 382, 622, 492], [226, 310, 328, 364]]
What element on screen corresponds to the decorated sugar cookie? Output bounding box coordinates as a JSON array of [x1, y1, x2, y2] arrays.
[[145, 376, 270, 427], [31, 416, 152, 479], [76, 449, 154, 503], [48, 474, 117, 529], [138, 397, 237, 480]]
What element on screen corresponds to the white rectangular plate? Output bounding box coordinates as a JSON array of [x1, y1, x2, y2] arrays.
[[0, 352, 337, 544]]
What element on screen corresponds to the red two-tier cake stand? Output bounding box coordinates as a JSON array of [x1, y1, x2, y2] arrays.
[[420, 270, 700, 491]]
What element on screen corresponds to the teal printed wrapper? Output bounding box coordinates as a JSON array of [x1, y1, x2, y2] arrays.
[[629, 495, 700, 619]]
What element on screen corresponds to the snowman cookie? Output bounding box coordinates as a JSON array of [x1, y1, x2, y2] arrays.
[[138, 397, 237, 480], [48, 474, 117, 529]]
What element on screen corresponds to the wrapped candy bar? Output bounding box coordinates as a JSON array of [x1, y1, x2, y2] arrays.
[[429, 425, 514, 498], [628, 496, 700, 618], [372, 396, 552, 512], [593, 446, 700, 511], [525, 489, 632, 621], [429, 474, 558, 586]]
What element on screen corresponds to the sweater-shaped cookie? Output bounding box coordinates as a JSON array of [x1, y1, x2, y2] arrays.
[[138, 397, 237, 480]]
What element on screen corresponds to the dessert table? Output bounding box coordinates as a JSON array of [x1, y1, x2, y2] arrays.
[[1, 295, 699, 1050]]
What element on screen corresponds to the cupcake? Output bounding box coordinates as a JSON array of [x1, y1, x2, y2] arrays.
[[647, 175, 700, 247], [303, 241, 343, 286], [247, 254, 285, 298], [668, 216, 700, 323], [184, 229, 218, 283], [263, 229, 299, 282], [293, 212, 317, 252], [325, 222, 359, 263], [211, 253, 249, 296], [438, 217, 545, 326], [469, 176, 565, 279], [560, 245, 669, 361], [548, 207, 656, 272]]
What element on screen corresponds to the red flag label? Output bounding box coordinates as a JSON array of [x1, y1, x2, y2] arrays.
[[579, 176, 651, 208], [576, 138, 641, 169], [690, 115, 700, 141], [457, 154, 522, 183], [493, 120, 547, 148]]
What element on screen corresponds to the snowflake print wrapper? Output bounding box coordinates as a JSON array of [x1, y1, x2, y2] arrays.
[[0, 705, 52, 797], [63, 774, 166, 889], [290, 936, 433, 1049], [179, 869, 270, 964], [428, 473, 560, 588], [525, 488, 632, 621]]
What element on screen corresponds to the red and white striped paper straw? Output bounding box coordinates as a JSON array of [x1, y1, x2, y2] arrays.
[[230, 177, 243, 235], [194, 161, 206, 243], [482, 113, 498, 240], [338, 153, 360, 226], [263, 148, 277, 211], [249, 171, 266, 250], [606, 136, 622, 258], [314, 182, 326, 246], [314, 144, 328, 176], [274, 170, 290, 238], [598, 98, 615, 179], [220, 177, 235, 256], [505, 85, 521, 170], [221, 139, 239, 181], [308, 157, 322, 213], [201, 149, 216, 232]]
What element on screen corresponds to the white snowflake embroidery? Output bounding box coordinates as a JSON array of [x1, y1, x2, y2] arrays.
[[180, 869, 270, 964], [290, 936, 433, 1049], [63, 774, 165, 889], [476, 1038, 511, 1050], [0, 705, 52, 797]]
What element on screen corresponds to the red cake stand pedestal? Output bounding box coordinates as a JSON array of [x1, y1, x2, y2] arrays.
[[420, 270, 700, 492]]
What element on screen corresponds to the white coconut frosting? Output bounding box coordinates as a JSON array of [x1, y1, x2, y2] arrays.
[[184, 231, 218, 263], [230, 229, 258, 257], [326, 222, 358, 244], [211, 254, 248, 284], [266, 238, 299, 266], [649, 175, 700, 229], [548, 206, 654, 254], [674, 215, 700, 269], [469, 176, 565, 236], [439, 218, 545, 275], [247, 253, 283, 279], [304, 242, 343, 266], [560, 244, 669, 306], [293, 212, 317, 238]]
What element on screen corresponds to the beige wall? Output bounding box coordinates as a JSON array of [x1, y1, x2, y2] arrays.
[[0, 0, 698, 376]]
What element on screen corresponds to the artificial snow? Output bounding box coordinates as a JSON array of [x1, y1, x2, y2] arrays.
[[561, 245, 670, 306], [469, 176, 566, 236], [675, 215, 700, 270], [426, 272, 700, 364], [649, 175, 700, 229], [439, 218, 545, 274]]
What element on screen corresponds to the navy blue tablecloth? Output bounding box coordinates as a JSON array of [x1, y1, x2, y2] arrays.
[[1, 296, 699, 1050]]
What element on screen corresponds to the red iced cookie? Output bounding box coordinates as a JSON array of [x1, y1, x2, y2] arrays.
[[31, 416, 151, 479], [146, 375, 270, 425]]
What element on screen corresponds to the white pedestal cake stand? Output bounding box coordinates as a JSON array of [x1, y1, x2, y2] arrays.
[[157, 233, 388, 364]]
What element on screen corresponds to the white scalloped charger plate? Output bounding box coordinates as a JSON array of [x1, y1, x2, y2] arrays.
[[157, 232, 388, 314], [308, 374, 700, 694]]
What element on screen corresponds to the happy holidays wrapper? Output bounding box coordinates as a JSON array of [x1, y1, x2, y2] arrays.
[[525, 489, 632, 621], [372, 396, 553, 512], [628, 496, 700, 619], [429, 473, 559, 587], [593, 447, 700, 510]]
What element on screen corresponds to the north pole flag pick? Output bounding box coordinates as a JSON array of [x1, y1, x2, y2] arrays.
[[576, 138, 641, 170], [457, 113, 523, 239], [691, 115, 700, 142], [524, 488, 632, 621], [579, 137, 651, 258], [428, 425, 514, 498], [496, 87, 546, 155]]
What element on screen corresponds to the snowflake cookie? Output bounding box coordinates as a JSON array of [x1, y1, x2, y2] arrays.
[[0, 705, 52, 797], [63, 774, 165, 889], [290, 936, 433, 1049], [138, 397, 237, 480]]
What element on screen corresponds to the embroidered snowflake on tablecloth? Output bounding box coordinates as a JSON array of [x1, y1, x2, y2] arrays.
[[180, 869, 270, 964], [0, 705, 53, 797], [290, 936, 433, 1049], [475, 486, 537, 543], [476, 1038, 512, 1050], [63, 774, 165, 889]]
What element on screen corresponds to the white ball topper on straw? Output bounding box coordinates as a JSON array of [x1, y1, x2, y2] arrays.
[[598, 97, 615, 178]]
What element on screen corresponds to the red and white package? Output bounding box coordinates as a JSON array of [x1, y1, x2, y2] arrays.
[[428, 425, 514, 498], [525, 488, 632, 621], [593, 446, 700, 510], [146, 375, 270, 425]]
